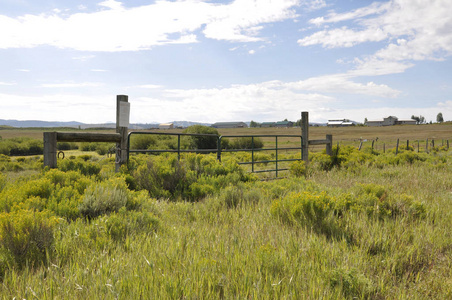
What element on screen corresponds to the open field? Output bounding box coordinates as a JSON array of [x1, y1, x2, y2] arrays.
[[3, 123, 450, 148], [0, 128, 452, 298], [0, 123, 451, 298]]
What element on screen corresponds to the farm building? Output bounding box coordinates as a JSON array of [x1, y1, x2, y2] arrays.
[[158, 123, 174, 129], [211, 122, 248, 129], [327, 119, 356, 127], [366, 116, 417, 127], [275, 121, 293, 128], [261, 122, 275, 128]]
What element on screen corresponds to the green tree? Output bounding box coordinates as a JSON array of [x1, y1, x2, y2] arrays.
[[249, 120, 260, 128], [437, 112, 444, 123], [182, 125, 219, 150], [411, 115, 425, 124]]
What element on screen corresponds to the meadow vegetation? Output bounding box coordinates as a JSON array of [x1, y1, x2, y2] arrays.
[[0, 126, 450, 298]]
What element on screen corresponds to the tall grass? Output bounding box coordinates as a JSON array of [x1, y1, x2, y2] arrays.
[[0, 147, 451, 298]]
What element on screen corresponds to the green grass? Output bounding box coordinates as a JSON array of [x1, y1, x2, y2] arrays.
[[0, 133, 451, 298]]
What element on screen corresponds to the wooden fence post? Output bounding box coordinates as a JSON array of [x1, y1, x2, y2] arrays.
[[326, 134, 333, 156], [406, 140, 409, 150], [396, 139, 399, 155], [116, 95, 129, 172], [301, 111, 309, 164], [43, 132, 58, 168]]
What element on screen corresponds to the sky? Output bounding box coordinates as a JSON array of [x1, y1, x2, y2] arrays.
[[0, 0, 451, 124]]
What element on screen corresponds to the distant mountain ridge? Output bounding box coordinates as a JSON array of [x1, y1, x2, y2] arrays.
[[0, 119, 211, 129]]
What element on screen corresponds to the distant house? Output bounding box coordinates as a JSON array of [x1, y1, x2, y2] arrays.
[[327, 119, 356, 127], [211, 122, 248, 129], [366, 116, 416, 127], [159, 123, 174, 129], [275, 121, 293, 128], [261, 122, 275, 128]]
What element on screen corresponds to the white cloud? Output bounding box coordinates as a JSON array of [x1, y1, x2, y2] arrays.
[[0, 93, 114, 123], [299, 0, 452, 76], [248, 50, 256, 54], [137, 84, 163, 89], [278, 74, 400, 97], [40, 82, 103, 88], [298, 27, 387, 48], [72, 55, 95, 61], [0, 0, 301, 51], [0, 81, 15, 86], [99, 0, 123, 10], [203, 0, 299, 42]]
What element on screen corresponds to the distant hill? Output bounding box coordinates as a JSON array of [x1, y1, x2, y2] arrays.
[[0, 119, 84, 128], [0, 119, 211, 129]]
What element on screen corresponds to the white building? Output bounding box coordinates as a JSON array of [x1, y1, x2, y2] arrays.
[[327, 119, 357, 127], [366, 116, 417, 127], [158, 123, 174, 129]]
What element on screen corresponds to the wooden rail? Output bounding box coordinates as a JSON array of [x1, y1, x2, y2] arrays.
[[44, 95, 129, 171]]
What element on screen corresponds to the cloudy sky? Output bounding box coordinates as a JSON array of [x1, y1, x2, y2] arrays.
[[1, 0, 451, 124]]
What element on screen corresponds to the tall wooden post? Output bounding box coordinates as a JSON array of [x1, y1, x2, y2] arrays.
[[301, 112, 309, 164], [43, 132, 57, 168], [396, 138, 399, 155], [116, 95, 129, 172], [326, 134, 333, 156]]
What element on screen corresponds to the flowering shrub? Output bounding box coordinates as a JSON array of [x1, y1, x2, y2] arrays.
[[0, 210, 57, 269]]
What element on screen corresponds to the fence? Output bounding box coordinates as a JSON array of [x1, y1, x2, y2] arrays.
[[127, 132, 304, 177], [43, 95, 129, 171], [357, 138, 450, 154], [43, 99, 333, 176]]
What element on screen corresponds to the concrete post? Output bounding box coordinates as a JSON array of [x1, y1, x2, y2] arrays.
[[116, 95, 129, 172]]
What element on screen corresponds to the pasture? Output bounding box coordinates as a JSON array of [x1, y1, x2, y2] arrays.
[[0, 124, 451, 298]]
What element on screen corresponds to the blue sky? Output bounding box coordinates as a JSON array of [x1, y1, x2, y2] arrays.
[[1, 0, 451, 124]]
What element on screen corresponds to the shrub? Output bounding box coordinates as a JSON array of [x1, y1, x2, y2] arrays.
[[130, 134, 158, 150], [0, 210, 56, 269], [182, 125, 219, 150], [106, 209, 161, 242], [79, 178, 130, 219], [289, 160, 306, 177], [229, 137, 264, 149], [0, 173, 6, 192], [133, 155, 189, 199], [59, 158, 101, 176], [57, 142, 78, 151], [329, 268, 375, 298]]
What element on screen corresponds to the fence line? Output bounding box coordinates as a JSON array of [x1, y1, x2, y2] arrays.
[[355, 138, 450, 154]]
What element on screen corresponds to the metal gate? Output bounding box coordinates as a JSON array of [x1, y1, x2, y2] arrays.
[[127, 132, 303, 177]]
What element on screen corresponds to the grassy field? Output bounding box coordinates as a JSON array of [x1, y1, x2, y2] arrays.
[[0, 125, 451, 298]]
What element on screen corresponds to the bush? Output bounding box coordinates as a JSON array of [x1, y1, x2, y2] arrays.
[[289, 160, 306, 177], [229, 137, 264, 149], [59, 158, 101, 176], [133, 155, 189, 199], [0, 210, 56, 269], [106, 209, 161, 242], [130, 135, 158, 150], [182, 125, 219, 150], [0, 138, 43, 156], [79, 178, 130, 219]]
